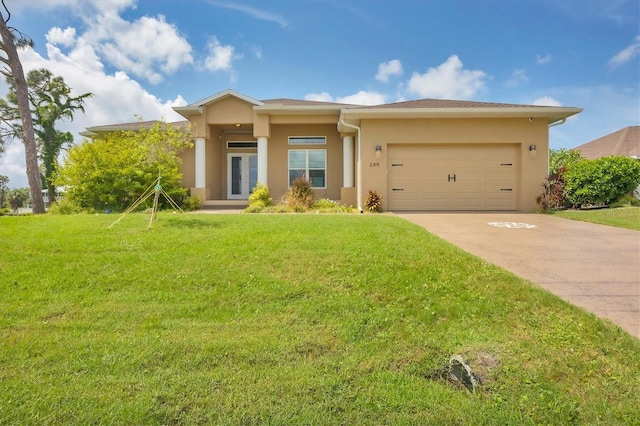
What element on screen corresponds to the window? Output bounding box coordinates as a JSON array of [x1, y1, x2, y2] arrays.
[[288, 136, 326, 145], [227, 141, 258, 149], [288, 150, 326, 188]]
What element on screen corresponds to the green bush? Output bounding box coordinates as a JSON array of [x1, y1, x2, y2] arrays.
[[47, 198, 84, 215], [248, 183, 272, 208], [182, 194, 202, 212], [565, 156, 640, 207], [283, 177, 314, 209], [365, 190, 383, 212], [610, 194, 640, 208], [312, 198, 353, 213]]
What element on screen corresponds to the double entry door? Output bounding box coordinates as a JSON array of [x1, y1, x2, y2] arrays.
[[227, 153, 258, 199]]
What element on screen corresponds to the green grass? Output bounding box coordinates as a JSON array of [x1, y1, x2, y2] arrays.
[[1, 213, 639, 425], [553, 206, 640, 230]]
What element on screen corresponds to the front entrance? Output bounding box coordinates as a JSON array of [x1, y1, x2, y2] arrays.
[[227, 153, 258, 199]]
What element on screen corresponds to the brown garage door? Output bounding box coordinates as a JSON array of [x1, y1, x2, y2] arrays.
[[388, 144, 518, 210]]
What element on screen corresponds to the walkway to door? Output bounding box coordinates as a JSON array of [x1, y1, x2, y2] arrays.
[[395, 212, 640, 339]]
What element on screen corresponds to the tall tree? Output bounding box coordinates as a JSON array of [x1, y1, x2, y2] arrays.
[[0, 1, 44, 213], [25, 69, 92, 203]]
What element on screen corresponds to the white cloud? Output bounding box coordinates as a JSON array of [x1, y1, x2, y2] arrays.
[[406, 55, 487, 100], [376, 59, 403, 82], [536, 54, 552, 65], [87, 14, 193, 84], [46, 27, 77, 47], [204, 36, 239, 75], [304, 92, 334, 102], [336, 91, 385, 105], [206, 1, 289, 28], [533, 96, 563, 107], [304, 91, 385, 105], [506, 69, 529, 87], [609, 35, 640, 69]]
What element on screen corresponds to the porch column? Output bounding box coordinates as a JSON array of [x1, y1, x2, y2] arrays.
[[257, 136, 268, 185], [195, 137, 206, 188], [343, 135, 354, 187]]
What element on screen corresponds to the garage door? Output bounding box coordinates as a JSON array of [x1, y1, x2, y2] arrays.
[[388, 144, 518, 211]]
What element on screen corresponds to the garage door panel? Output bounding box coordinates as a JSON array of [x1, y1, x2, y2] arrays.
[[388, 144, 518, 211]]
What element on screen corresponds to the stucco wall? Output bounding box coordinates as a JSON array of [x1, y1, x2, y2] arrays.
[[268, 123, 343, 201], [359, 117, 548, 212]]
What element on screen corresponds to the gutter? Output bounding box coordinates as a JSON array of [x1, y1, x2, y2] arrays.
[[548, 117, 567, 128], [339, 119, 363, 213]]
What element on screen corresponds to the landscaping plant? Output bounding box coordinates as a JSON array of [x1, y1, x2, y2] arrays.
[[365, 189, 383, 212], [283, 176, 314, 210], [564, 156, 640, 207]]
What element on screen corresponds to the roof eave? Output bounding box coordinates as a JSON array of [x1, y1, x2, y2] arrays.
[[254, 104, 346, 115], [339, 107, 583, 124]]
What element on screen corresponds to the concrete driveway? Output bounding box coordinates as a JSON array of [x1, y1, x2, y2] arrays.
[[395, 212, 640, 339]]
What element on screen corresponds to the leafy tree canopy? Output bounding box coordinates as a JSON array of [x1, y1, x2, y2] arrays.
[[55, 120, 193, 212]]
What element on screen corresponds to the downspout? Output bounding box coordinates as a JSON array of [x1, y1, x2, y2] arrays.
[[339, 119, 363, 213], [547, 117, 568, 173]]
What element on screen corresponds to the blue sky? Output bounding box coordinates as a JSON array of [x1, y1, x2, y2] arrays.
[[2, 0, 638, 188]]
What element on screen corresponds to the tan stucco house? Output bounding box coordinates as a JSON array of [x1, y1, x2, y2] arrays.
[[84, 89, 582, 212]]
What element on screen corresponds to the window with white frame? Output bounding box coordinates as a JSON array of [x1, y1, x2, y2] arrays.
[[288, 149, 326, 188], [288, 136, 326, 145]]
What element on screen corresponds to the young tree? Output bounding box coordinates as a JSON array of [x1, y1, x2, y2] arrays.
[[0, 1, 44, 213], [55, 121, 193, 212]]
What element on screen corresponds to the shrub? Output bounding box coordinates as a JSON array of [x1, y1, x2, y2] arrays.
[[48, 198, 84, 215], [283, 177, 314, 209], [248, 183, 272, 208], [181, 194, 202, 212], [549, 148, 582, 175], [365, 190, 383, 212], [538, 166, 568, 212], [565, 156, 640, 207], [312, 198, 353, 213], [610, 194, 640, 208]]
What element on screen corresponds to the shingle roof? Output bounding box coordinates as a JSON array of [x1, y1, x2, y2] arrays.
[[574, 126, 640, 159], [261, 98, 361, 107], [360, 98, 552, 109]]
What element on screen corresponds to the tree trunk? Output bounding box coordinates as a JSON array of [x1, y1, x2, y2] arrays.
[[0, 16, 44, 213]]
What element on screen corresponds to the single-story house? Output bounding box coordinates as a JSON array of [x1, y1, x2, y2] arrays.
[[574, 126, 640, 198], [83, 89, 582, 212]]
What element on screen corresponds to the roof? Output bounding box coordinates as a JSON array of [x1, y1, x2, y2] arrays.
[[574, 126, 640, 159], [80, 120, 189, 137], [339, 98, 582, 126]]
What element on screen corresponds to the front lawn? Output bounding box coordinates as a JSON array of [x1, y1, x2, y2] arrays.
[[553, 206, 640, 230], [1, 214, 638, 424]]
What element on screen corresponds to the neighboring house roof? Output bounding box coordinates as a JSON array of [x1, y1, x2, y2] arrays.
[[80, 120, 189, 138], [574, 126, 640, 159]]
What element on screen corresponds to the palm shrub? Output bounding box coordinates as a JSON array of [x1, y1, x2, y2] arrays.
[[365, 190, 383, 212]]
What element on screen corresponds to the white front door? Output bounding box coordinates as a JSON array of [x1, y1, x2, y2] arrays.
[[227, 154, 258, 199]]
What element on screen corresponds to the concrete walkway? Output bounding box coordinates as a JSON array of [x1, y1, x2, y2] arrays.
[[395, 212, 640, 339]]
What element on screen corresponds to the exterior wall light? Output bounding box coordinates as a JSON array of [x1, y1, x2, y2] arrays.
[[529, 144, 536, 158], [375, 145, 382, 159]]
